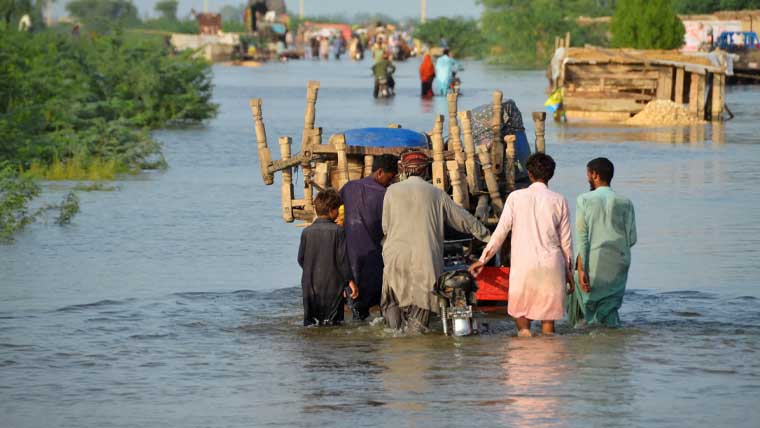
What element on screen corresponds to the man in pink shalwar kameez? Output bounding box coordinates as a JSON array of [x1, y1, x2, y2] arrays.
[[470, 153, 574, 336]]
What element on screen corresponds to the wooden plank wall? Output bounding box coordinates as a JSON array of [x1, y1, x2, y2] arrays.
[[562, 62, 722, 121]]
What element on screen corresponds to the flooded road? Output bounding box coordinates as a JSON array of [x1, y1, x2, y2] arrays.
[[2, 59, 760, 427]]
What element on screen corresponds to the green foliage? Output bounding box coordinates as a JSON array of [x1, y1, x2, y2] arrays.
[[480, 0, 613, 67], [139, 18, 198, 34], [66, 0, 140, 34], [222, 20, 247, 33], [611, 0, 685, 49], [53, 191, 79, 225], [154, 0, 178, 21], [1, 0, 47, 27], [0, 165, 40, 242], [0, 29, 215, 172], [0, 28, 216, 240], [673, 0, 760, 13], [414, 17, 486, 58], [220, 4, 246, 23], [0, 165, 82, 241]]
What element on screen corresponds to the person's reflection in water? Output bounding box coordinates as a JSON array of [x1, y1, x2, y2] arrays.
[[378, 336, 436, 414], [500, 337, 569, 426]]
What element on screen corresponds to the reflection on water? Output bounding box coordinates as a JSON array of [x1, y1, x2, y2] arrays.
[[1, 60, 760, 427], [501, 338, 568, 426], [555, 122, 724, 145]]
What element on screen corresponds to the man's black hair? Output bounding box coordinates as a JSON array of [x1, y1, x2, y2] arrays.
[[587, 157, 614, 183], [526, 153, 556, 182], [372, 154, 399, 175], [443, 48, 450, 56]]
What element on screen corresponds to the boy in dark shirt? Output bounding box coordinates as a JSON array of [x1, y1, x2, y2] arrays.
[[297, 189, 359, 326]]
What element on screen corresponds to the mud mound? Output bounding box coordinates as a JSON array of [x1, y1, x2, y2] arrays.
[[625, 100, 705, 126]]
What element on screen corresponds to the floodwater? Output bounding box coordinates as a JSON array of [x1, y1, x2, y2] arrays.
[[2, 59, 760, 427]]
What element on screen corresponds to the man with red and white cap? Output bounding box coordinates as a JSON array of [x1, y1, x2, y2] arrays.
[[380, 151, 490, 331]]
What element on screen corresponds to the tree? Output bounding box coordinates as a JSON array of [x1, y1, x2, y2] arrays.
[[154, 0, 178, 21], [66, 0, 139, 33], [0, 0, 49, 27], [220, 4, 245, 23], [672, 0, 760, 13], [480, 0, 613, 66], [611, 0, 685, 49], [414, 17, 486, 58]]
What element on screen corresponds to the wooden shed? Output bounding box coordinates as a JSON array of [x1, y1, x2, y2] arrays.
[[549, 46, 731, 122]]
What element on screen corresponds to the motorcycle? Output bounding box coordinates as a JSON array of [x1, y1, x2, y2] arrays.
[[435, 239, 481, 336], [375, 76, 395, 98], [449, 71, 462, 95]]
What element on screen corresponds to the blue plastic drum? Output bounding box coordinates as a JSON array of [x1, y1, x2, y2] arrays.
[[342, 128, 429, 148]]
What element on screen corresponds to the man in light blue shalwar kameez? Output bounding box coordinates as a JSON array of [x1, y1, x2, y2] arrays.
[[568, 158, 637, 327], [433, 49, 462, 96]]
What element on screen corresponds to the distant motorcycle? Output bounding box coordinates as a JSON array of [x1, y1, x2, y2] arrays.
[[449, 72, 462, 95], [375, 76, 394, 98]]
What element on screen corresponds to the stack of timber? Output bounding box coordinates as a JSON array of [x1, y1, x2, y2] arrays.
[[250, 81, 547, 227], [550, 46, 731, 122]]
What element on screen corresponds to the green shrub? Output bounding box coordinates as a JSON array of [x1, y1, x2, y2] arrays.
[[0, 27, 216, 240], [480, 0, 614, 67], [611, 0, 685, 49], [414, 17, 486, 58]]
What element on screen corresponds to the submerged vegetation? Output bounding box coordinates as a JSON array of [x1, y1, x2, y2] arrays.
[[0, 165, 80, 242], [0, 23, 217, 240]]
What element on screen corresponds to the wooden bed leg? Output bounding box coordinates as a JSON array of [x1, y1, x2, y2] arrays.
[[279, 136, 294, 223], [491, 90, 504, 175], [431, 114, 446, 190], [250, 99, 274, 185], [477, 145, 503, 215], [532, 111, 546, 153], [459, 110, 479, 195]]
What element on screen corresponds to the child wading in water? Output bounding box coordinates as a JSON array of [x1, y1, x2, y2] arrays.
[[298, 189, 359, 326]]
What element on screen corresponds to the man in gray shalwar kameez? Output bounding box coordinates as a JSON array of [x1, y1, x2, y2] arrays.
[[381, 151, 491, 331]]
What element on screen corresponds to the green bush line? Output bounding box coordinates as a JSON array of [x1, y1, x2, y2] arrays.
[[0, 27, 217, 240]]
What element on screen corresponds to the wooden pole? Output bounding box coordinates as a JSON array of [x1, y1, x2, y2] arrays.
[[459, 110, 478, 194], [711, 73, 724, 121], [431, 114, 446, 190], [491, 90, 504, 175], [447, 92, 461, 151], [656, 68, 673, 100], [302, 81, 320, 149], [364, 155, 374, 177], [696, 73, 707, 120], [474, 195, 490, 223], [477, 145, 503, 215], [314, 162, 329, 190], [301, 158, 314, 222], [532, 111, 546, 153], [250, 99, 274, 185], [446, 160, 469, 210], [675, 67, 685, 104], [689, 72, 699, 117], [504, 135, 516, 192], [333, 134, 350, 189], [279, 136, 294, 223], [564, 31, 571, 48]]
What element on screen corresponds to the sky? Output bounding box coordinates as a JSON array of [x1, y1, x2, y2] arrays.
[[57, 0, 482, 21]]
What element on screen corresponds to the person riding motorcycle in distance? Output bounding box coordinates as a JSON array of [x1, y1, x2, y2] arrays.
[[372, 52, 396, 98]]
